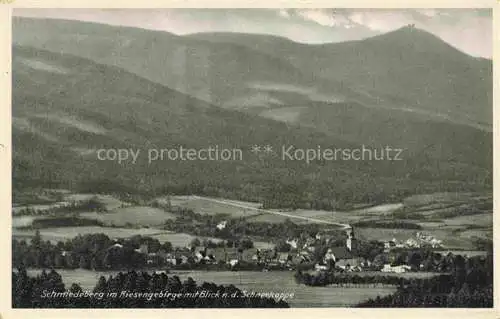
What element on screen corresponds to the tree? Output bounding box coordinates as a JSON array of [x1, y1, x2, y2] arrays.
[[54, 253, 65, 268], [78, 255, 89, 269], [90, 257, 99, 270], [275, 240, 291, 252], [93, 276, 108, 294], [190, 238, 201, 248], [68, 283, 88, 307], [149, 239, 161, 253], [32, 230, 42, 249], [407, 251, 422, 270], [239, 238, 254, 250], [161, 241, 173, 253]]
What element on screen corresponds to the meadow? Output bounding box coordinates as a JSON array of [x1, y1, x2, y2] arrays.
[[80, 206, 177, 227], [165, 196, 262, 218], [63, 193, 127, 211], [356, 227, 487, 250], [12, 226, 224, 248], [12, 191, 492, 251], [25, 269, 397, 307]]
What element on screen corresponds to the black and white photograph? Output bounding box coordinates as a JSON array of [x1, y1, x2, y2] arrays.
[[9, 8, 493, 308]]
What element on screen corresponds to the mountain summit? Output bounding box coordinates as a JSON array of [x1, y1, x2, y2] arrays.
[[11, 17, 493, 200]]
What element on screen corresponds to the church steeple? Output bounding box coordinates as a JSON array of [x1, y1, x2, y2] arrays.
[[346, 227, 358, 253]]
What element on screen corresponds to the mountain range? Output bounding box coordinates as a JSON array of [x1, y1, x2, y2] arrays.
[[11, 17, 493, 207]]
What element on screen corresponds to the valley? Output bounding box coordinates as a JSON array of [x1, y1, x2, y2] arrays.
[[11, 13, 493, 308], [12, 190, 492, 251]]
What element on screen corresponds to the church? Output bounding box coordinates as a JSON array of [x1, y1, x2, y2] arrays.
[[324, 227, 362, 270]]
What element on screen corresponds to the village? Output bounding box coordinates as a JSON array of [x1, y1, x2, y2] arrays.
[[99, 226, 447, 275]]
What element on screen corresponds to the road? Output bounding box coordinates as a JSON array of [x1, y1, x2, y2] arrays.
[[191, 196, 351, 230]]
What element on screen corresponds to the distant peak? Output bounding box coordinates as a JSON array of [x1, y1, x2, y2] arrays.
[[365, 24, 455, 47], [385, 25, 436, 37], [358, 25, 473, 58]]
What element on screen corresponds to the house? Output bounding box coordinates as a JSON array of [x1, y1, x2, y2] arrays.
[[381, 264, 411, 273], [179, 255, 189, 265], [381, 264, 393, 272], [262, 249, 278, 262], [226, 249, 241, 263], [302, 237, 316, 249], [393, 265, 411, 273], [203, 247, 240, 264], [296, 251, 312, 263], [216, 221, 227, 230], [291, 254, 304, 265], [242, 248, 260, 262], [194, 251, 204, 263], [328, 246, 353, 261], [194, 246, 215, 262], [405, 238, 419, 248], [229, 259, 239, 267], [336, 258, 362, 271], [165, 254, 177, 265], [107, 243, 124, 252], [361, 258, 372, 268], [147, 252, 161, 265], [430, 238, 443, 248], [315, 263, 329, 271], [286, 239, 298, 249], [134, 244, 148, 254], [170, 251, 191, 265], [157, 249, 170, 260], [205, 248, 222, 263], [278, 252, 291, 264], [324, 249, 336, 262]]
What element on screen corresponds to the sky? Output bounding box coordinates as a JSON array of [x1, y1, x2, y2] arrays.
[[14, 8, 492, 58]]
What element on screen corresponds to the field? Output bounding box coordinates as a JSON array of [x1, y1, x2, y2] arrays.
[[80, 206, 177, 227], [13, 193, 129, 215], [12, 226, 224, 247], [403, 192, 489, 207], [12, 216, 37, 228], [399, 192, 492, 218], [245, 206, 401, 225], [458, 229, 492, 240], [332, 271, 442, 279], [145, 232, 223, 247], [12, 192, 492, 251], [12, 226, 165, 242], [63, 194, 128, 211], [439, 250, 488, 257], [356, 227, 488, 250], [12, 204, 59, 214], [441, 213, 492, 227], [350, 192, 493, 250], [348, 203, 404, 215], [246, 213, 297, 224], [165, 196, 262, 218], [356, 228, 419, 242], [25, 269, 397, 307]]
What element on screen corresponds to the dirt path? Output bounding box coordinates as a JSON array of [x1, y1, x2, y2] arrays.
[[191, 196, 351, 230]]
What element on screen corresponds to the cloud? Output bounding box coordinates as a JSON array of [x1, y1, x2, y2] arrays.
[[295, 9, 341, 27], [348, 10, 418, 32], [13, 8, 492, 58], [278, 9, 290, 18], [417, 9, 439, 18]]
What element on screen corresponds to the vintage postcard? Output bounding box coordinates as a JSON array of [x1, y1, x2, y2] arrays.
[[0, 1, 498, 317]]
